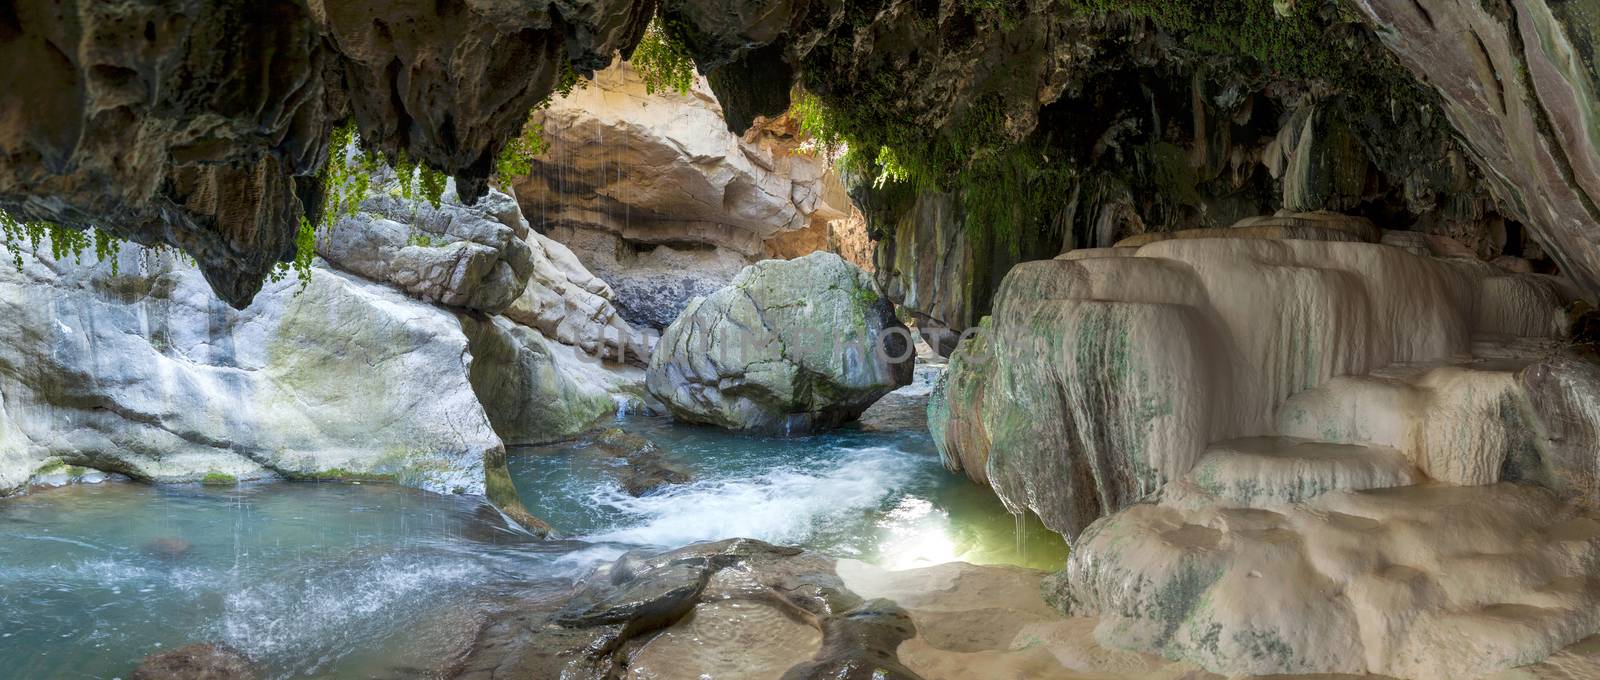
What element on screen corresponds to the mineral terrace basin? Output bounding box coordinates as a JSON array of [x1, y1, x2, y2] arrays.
[[0, 417, 1063, 679]]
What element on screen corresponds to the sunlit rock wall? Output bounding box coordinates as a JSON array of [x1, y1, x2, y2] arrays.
[[512, 62, 857, 329]]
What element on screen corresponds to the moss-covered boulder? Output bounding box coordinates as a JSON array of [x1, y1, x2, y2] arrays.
[[646, 252, 913, 433]]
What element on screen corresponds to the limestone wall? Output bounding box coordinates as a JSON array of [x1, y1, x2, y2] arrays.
[[934, 227, 1572, 538]]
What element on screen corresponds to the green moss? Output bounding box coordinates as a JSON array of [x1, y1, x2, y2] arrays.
[[292, 467, 399, 483], [200, 472, 238, 486], [790, 0, 1434, 241]]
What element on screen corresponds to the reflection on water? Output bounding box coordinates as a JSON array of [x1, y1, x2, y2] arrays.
[[0, 416, 1065, 678], [508, 416, 1066, 572]]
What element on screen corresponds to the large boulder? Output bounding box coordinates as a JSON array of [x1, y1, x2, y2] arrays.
[[0, 232, 640, 533], [458, 314, 622, 446], [0, 246, 501, 495], [646, 252, 913, 432], [316, 177, 534, 314]]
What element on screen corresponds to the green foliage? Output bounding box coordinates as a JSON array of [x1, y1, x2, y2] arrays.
[[269, 120, 460, 287], [630, 19, 697, 96], [791, 0, 1427, 262], [491, 60, 590, 185], [406, 234, 435, 248], [0, 210, 124, 274], [494, 120, 550, 182], [1069, 0, 1355, 80]]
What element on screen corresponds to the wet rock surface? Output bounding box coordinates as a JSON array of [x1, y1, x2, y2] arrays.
[[932, 233, 1574, 540], [1061, 482, 1600, 678], [583, 428, 693, 497], [927, 223, 1600, 676], [646, 252, 914, 433], [453, 538, 924, 679]]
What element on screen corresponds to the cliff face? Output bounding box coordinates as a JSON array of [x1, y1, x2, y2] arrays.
[[1351, 0, 1600, 298], [511, 62, 859, 329]]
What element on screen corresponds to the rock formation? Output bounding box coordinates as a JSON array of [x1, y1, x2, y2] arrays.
[[454, 539, 923, 680], [513, 61, 858, 329], [316, 175, 535, 314], [503, 232, 656, 365], [0, 179, 654, 536], [0, 0, 653, 307], [1, 0, 1596, 327], [1351, 0, 1600, 298], [928, 216, 1600, 676], [646, 252, 913, 433]]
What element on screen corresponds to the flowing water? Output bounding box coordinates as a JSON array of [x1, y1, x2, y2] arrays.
[[0, 417, 1063, 679], [506, 416, 1065, 571]]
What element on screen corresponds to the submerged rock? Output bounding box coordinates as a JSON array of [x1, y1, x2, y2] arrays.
[[583, 427, 693, 497], [646, 252, 914, 433], [131, 643, 255, 680], [144, 537, 193, 560]]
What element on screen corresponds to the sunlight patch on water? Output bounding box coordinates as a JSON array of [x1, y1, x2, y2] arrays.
[[874, 497, 962, 570]]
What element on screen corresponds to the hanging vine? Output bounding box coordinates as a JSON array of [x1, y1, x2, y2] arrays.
[[0, 210, 126, 274]]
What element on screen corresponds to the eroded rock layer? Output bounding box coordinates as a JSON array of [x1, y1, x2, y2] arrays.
[[0, 0, 652, 307], [1352, 0, 1600, 297], [3, 0, 1598, 320]]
